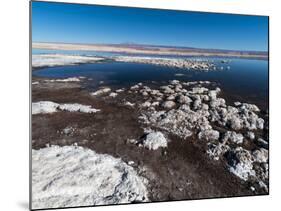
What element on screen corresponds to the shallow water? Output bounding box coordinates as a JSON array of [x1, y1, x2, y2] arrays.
[[32, 55, 268, 110]]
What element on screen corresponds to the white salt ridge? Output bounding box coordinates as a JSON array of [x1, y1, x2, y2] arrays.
[[115, 56, 215, 71], [91, 88, 111, 96], [109, 92, 118, 98], [32, 101, 100, 115], [32, 101, 59, 114], [32, 145, 148, 209], [45, 77, 81, 82], [124, 101, 135, 107], [32, 54, 105, 68]]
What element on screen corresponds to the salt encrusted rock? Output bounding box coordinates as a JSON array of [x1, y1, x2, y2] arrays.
[[246, 131, 255, 140], [142, 86, 151, 92], [201, 95, 210, 102], [150, 89, 160, 95], [240, 103, 260, 112], [210, 98, 226, 108], [91, 88, 111, 96], [225, 147, 256, 181], [252, 148, 268, 163], [109, 92, 118, 98], [176, 95, 192, 104], [167, 94, 176, 101], [128, 161, 135, 165], [255, 138, 269, 149], [142, 91, 149, 96], [124, 101, 135, 107], [222, 131, 244, 144], [155, 97, 163, 101], [254, 162, 269, 183], [62, 126, 75, 135], [206, 142, 230, 161], [234, 102, 242, 106], [161, 86, 175, 94], [256, 118, 265, 130], [192, 87, 209, 94], [151, 102, 160, 106], [214, 104, 265, 131], [198, 129, 220, 141], [193, 99, 202, 110], [161, 101, 176, 109], [115, 88, 125, 93], [201, 103, 209, 110], [130, 84, 140, 90], [170, 80, 180, 85], [179, 104, 190, 111], [141, 131, 168, 150], [141, 101, 152, 108], [229, 116, 243, 130]]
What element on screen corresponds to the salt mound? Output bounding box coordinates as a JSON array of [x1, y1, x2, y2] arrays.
[[142, 131, 168, 150], [32, 145, 149, 209]]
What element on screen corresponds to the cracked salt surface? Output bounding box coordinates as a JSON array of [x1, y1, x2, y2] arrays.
[[32, 145, 149, 209]]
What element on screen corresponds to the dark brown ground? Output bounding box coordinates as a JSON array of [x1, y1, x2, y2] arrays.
[[32, 78, 261, 202]]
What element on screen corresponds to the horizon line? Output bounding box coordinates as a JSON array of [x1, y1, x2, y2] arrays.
[[32, 41, 268, 53]]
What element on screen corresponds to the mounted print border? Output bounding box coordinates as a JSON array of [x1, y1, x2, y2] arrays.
[[30, 1, 269, 210]]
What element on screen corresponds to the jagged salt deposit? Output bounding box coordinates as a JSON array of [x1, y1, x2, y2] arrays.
[[133, 80, 268, 189], [198, 129, 220, 141], [32, 145, 148, 209], [161, 101, 176, 109], [226, 147, 256, 181], [206, 142, 230, 161], [225, 147, 268, 190], [222, 131, 244, 144], [32, 101, 100, 115]]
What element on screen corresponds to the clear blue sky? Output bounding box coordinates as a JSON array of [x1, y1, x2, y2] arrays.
[[32, 1, 268, 51]]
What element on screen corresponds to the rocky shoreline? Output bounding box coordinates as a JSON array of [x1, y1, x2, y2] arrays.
[[32, 73, 268, 208]]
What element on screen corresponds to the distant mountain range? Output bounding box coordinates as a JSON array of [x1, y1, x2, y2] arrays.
[[33, 42, 268, 59]]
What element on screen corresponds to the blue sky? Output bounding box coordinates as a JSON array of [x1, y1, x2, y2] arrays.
[[32, 1, 268, 51]]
